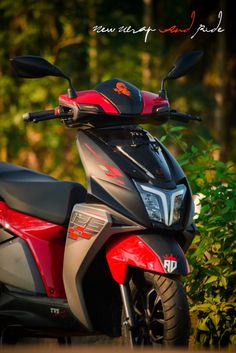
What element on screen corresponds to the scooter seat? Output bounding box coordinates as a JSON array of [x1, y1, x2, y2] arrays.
[[0, 162, 87, 226]]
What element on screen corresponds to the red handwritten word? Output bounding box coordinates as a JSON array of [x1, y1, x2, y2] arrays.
[[158, 11, 195, 34]]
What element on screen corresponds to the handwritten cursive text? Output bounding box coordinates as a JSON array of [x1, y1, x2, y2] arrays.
[[191, 10, 224, 39], [158, 10, 195, 34], [92, 10, 225, 42]]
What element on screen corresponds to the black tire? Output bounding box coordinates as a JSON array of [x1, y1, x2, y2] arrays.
[[122, 271, 190, 347]]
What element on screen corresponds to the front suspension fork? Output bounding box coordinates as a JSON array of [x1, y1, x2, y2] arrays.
[[120, 283, 136, 347]]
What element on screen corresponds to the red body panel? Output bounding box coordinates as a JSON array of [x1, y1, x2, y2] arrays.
[[59, 89, 169, 120], [141, 91, 169, 115], [59, 90, 119, 114], [0, 201, 66, 298], [106, 234, 165, 284]]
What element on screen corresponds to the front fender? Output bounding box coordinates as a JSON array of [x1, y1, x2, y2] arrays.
[[106, 233, 190, 284]]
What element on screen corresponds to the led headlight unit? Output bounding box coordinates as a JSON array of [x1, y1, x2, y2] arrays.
[[136, 183, 187, 226]]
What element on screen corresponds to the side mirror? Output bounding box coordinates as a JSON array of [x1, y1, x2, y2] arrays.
[[10, 55, 67, 79], [159, 50, 203, 99], [165, 50, 203, 81], [10, 55, 77, 98]]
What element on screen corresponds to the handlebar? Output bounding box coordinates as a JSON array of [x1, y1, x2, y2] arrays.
[[170, 110, 202, 123], [22, 108, 202, 124], [23, 109, 73, 123]]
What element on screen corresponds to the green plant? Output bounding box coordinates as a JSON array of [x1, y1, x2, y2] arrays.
[[184, 152, 236, 348], [158, 125, 236, 348]]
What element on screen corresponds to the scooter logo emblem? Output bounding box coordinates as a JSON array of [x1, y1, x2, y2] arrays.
[[114, 82, 131, 96], [163, 254, 178, 273], [68, 211, 106, 240], [68, 225, 92, 240]]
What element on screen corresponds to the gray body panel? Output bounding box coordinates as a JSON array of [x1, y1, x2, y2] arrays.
[[76, 130, 151, 227], [0, 236, 45, 294], [63, 203, 144, 330]]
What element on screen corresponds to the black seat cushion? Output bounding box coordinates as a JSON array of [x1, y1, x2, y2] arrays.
[[0, 162, 87, 226]]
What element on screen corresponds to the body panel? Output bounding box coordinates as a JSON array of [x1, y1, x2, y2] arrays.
[[0, 237, 45, 293], [0, 286, 87, 335], [95, 79, 143, 115], [0, 201, 66, 298], [141, 90, 169, 115], [63, 203, 144, 330], [59, 80, 169, 128], [59, 90, 119, 115], [77, 130, 151, 226], [77, 127, 193, 231], [106, 233, 190, 284]]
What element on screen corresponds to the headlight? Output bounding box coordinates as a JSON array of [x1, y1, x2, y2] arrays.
[[136, 182, 186, 226], [140, 191, 163, 223]]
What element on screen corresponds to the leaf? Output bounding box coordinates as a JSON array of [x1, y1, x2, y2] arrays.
[[191, 145, 198, 153], [209, 312, 220, 328], [193, 241, 207, 257], [230, 334, 236, 345], [194, 304, 211, 311], [219, 276, 228, 289], [169, 126, 186, 133], [204, 276, 218, 285], [198, 317, 209, 331], [160, 135, 167, 143]]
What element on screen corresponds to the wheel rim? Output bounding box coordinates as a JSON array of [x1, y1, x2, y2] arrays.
[[132, 285, 164, 345]]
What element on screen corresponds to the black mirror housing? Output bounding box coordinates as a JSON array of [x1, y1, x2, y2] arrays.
[[159, 50, 203, 99], [165, 50, 203, 81], [10, 55, 67, 79], [10, 55, 77, 98]]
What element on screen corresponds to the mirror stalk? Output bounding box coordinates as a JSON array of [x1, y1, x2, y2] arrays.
[[66, 77, 77, 98], [159, 78, 168, 99], [68, 87, 77, 99], [159, 50, 203, 99]]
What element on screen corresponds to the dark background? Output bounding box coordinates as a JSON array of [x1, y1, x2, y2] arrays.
[[0, 0, 235, 183]]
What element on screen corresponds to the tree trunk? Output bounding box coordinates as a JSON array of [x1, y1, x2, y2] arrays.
[[88, 0, 98, 85], [224, 1, 236, 162], [142, 0, 152, 89], [213, 7, 226, 161]]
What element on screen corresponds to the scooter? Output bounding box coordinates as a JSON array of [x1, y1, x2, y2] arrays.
[[0, 50, 203, 346]]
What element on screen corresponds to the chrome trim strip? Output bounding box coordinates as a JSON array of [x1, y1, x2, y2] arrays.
[[117, 146, 155, 179]]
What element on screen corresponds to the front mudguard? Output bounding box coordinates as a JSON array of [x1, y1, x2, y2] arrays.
[[106, 233, 190, 284]]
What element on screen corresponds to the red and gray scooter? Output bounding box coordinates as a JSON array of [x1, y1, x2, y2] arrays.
[[0, 50, 202, 346]]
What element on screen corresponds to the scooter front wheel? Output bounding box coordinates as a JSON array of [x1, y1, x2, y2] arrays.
[[121, 271, 190, 346]]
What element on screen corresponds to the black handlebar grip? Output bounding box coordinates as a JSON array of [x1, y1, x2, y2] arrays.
[[23, 109, 55, 122], [170, 110, 202, 123]]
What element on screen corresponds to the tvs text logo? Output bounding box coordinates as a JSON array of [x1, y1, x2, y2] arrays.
[[163, 254, 178, 273]]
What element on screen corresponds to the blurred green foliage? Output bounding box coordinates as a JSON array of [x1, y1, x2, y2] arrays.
[[161, 125, 236, 348], [1, 0, 234, 183], [186, 151, 236, 348]]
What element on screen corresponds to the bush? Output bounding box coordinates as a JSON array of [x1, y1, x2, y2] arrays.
[[159, 125, 236, 348]]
